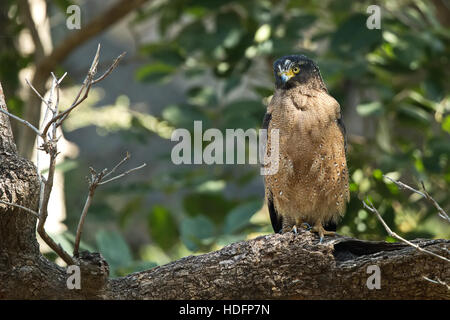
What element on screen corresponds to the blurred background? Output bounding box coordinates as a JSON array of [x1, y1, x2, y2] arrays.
[[1, 0, 449, 277]]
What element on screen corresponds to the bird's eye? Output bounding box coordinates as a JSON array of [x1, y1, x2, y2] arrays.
[[292, 66, 300, 74]]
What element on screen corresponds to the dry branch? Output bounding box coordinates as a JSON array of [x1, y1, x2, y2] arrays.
[[106, 233, 450, 299], [0, 200, 39, 218], [18, 0, 151, 158], [384, 175, 450, 223], [73, 157, 146, 257], [0, 107, 40, 136], [0, 46, 143, 266], [363, 199, 450, 263]]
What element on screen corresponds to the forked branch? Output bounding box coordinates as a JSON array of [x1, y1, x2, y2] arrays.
[[383, 175, 450, 223], [0, 45, 138, 266], [73, 155, 146, 257], [363, 199, 450, 263]]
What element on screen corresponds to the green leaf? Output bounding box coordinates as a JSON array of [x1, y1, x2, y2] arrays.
[[331, 14, 382, 56], [180, 215, 215, 251], [136, 62, 176, 83], [223, 200, 262, 234], [139, 42, 184, 67], [161, 104, 209, 128], [50, 233, 74, 254], [187, 86, 217, 106], [116, 261, 157, 276], [224, 76, 241, 95], [148, 205, 179, 250], [223, 100, 265, 129], [177, 21, 209, 53], [195, 180, 226, 193], [60, 232, 95, 252], [216, 12, 243, 48], [356, 102, 383, 117], [183, 192, 235, 223], [397, 104, 430, 125], [118, 197, 143, 228], [252, 86, 273, 98], [442, 115, 450, 134], [285, 14, 317, 37], [96, 230, 133, 273]]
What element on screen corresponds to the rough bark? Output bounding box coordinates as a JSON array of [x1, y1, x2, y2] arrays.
[[1, 83, 449, 299], [107, 233, 449, 299]]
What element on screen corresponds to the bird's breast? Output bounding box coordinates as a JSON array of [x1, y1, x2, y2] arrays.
[[264, 89, 349, 224]]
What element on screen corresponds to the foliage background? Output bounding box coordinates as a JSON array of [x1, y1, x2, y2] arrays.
[[1, 0, 449, 277]]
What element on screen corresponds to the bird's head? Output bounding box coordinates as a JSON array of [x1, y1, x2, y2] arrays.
[[273, 55, 326, 91]]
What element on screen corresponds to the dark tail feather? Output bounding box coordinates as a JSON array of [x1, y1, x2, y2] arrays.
[[268, 193, 282, 233]]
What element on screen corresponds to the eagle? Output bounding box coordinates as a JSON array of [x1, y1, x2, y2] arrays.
[[263, 54, 349, 242]]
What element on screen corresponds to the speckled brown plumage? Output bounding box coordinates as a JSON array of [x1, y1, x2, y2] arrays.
[[263, 55, 349, 240]]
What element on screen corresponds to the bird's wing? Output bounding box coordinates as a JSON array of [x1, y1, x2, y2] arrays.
[[262, 112, 272, 133], [336, 107, 347, 153], [262, 111, 283, 233], [267, 191, 283, 233]]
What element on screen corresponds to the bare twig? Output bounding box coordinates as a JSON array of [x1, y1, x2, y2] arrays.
[[25, 78, 49, 108], [363, 199, 450, 263], [93, 51, 126, 84], [0, 200, 39, 218], [37, 133, 75, 265], [18, 0, 150, 158], [99, 163, 147, 185], [383, 175, 450, 223], [73, 168, 107, 257], [41, 44, 100, 137], [42, 44, 100, 135], [103, 152, 131, 179], [41, 45, 126, 137], [419, 181, 450, 223], [52, 72, 68, 86], [73, 158, 146, 257], [4, 44, 127, 265], [0, 108, 41, 136], [33, 72, 66, 214]]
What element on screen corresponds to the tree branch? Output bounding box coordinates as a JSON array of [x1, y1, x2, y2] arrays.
[[0, 199, 39, 218], [0, 107, 41, 136], [18, 0, 151, 158], [1, 47, 129, 266], [104, 233, 450, 299], [383, 175, 450, 223], [363, 199, 450, 263], [73, 157, 146, 257]]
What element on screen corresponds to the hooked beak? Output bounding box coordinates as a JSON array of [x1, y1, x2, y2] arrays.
[[280, 69, 295, 83]]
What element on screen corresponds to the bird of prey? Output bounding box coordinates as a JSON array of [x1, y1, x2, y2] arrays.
[[263, 54, 349, 242]]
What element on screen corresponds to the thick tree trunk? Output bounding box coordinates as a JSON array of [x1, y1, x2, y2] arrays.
[[1, 83, 449, 299], [107, 234, 449, 299]]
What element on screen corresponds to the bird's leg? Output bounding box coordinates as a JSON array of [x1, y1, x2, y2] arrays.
[[292, 218, 310, 235], [301, 222, 311, 231], [311, 223, 335, 243]]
